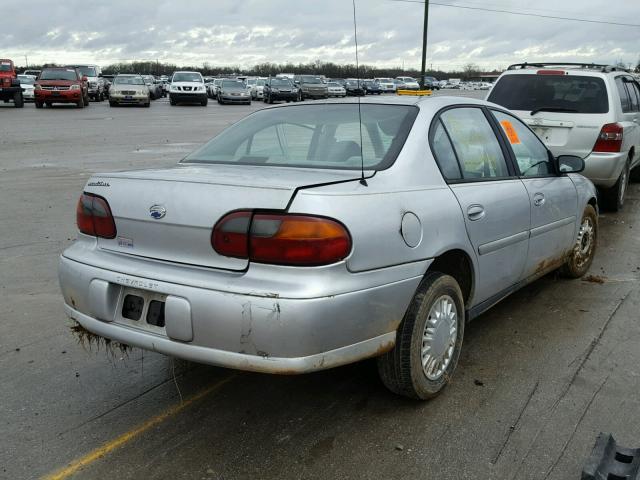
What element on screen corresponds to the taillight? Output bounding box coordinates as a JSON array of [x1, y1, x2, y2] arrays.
[[76, 193, 117, 238], [593, 123, 623, 153], [212, 211, 352, 266]]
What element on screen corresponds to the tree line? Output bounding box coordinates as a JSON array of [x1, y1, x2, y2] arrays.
[[22, 60, 501, 80]]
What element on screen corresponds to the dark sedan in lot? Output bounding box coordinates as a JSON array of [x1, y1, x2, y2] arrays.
[[263, 77, 299, 103], [345, 79, 365, 96], [363, 80, 382, 95]]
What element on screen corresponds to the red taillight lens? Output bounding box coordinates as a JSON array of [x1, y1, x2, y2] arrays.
[[76, 193, 117, 238], [593, 123, 623, 153], [211, 211, 251, 258], [211, 211, 352, 266]]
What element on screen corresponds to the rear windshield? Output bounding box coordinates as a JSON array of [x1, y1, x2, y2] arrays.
[[488, 74, 609, 114], [173, 72, 202, 83], [270, 79, 292, 87], [40, 69, 78, 81], [222, 80, 244, 88], [0, 62, 12, 72], [183, 104, 418, 171], [115, 76, 144, 85]]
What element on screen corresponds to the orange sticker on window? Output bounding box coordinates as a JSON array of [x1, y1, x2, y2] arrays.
[[500, 120, 521, 145]]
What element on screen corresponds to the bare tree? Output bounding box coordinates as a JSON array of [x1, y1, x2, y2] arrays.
[[462, 63, 480, 80]]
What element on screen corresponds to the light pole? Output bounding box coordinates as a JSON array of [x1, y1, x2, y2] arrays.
[[419, 0, 430, 89]]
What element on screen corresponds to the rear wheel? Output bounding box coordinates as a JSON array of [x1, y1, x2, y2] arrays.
[[13, 91, 24, 108], [560, 205, 597, 278], [377, 272, 465, 400], [601, 160, 630, 212]]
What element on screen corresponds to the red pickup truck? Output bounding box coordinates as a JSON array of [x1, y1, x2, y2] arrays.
[[34, 67, 90, 108], [0, 59, 24, 108]]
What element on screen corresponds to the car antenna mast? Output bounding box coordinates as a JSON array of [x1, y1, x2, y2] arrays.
[[352, 0, 367, 186]]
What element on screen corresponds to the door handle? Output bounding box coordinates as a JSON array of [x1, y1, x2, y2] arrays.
[[467, 204, 486, 221], [533, 193, 546, 207]]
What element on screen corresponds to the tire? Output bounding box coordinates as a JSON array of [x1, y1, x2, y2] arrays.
[[631, 164, 640, 182], [35, 101, 43, 109], [76, 95, 85, 108], [84, 95, 90, 106], [144, 102, 150, 108], [560, 204, 598, 279], [217, 98, 223, 105], [109, 101, 117, 107], [268, 95, 274, 104], [601, 160, 630, 212], [201, 98, 208, 106], [170, 98, 176, 106], [13, 92, 24, 108], [46, 102, 52, 107], [377, 272, 465, 400]]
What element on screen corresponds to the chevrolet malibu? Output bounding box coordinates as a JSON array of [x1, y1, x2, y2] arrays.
[[59, 97, 598, 399]]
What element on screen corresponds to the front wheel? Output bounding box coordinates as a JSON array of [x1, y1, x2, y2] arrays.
[[76, 95, 85, 108], [601, 161, 630, 212], [35, 101, 43, 109], [13, 92, 24, 108], [201, 98, 208, 106], [560, 204, 598, 278], [377, 272, 465, 400]]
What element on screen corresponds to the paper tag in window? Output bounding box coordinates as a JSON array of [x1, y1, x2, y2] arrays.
[[500, 120, 521, 145]]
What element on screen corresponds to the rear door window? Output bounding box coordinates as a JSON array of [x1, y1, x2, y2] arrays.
[[440, 107, 510, 179], [615, 77, 632, 113], [492, 110, 553, 177], [430, 120, 462, 180], [488, 74, 609, 114]]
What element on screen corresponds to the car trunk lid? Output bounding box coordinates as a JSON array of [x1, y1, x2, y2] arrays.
[[87, 164, 363, 271]]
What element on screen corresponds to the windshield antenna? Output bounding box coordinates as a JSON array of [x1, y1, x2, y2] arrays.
[[352, 0, 367, 186]]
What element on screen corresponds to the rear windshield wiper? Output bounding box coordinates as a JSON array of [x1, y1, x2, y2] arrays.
[[530, 107, 578, 116]]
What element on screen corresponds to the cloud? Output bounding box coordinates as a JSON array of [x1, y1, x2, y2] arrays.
[[3, 0, 639, 70]]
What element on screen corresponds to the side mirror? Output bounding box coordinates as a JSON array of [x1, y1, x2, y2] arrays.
[[82, 76, 88, 82], [556, 155, 585, 174]]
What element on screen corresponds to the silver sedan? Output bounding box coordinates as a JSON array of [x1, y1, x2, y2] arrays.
[[108, 74, 150, 107], [58, 96, 598, 399]]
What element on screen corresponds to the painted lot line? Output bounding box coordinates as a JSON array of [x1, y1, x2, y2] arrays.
[[42, 375, 236, 480]]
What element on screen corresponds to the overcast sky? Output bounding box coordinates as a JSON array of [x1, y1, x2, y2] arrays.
[[3, 0, 639, 71]]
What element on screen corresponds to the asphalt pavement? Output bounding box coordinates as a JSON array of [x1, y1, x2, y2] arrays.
[[1, 91, 639, 480]]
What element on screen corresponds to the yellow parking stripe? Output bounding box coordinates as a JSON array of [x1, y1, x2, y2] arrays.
[[42, 375, 236, 480]]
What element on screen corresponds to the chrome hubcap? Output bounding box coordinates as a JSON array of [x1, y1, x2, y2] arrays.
[[574, 217, 594, 268], [421, 295, 458, 381]]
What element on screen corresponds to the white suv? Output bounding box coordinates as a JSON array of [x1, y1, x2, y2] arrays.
[[488, 63, 640, 211], [169, 71, 208, 106]]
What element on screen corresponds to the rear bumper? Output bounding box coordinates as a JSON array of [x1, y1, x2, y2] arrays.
[[0, 86, 22, 99], [35, 90, 82, 103], [170, 92, 207, 103], [110, 94, 148, 105], [219, 94, 251, 103], [58, 252, 423, 373], [582, 151, 629, 188], [270, 92, 297, 101]]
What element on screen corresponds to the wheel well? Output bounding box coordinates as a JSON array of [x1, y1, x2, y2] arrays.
[[629, 147, 635, 162], [427, 250, 474, 305]]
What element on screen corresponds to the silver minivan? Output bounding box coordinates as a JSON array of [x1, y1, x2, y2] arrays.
[[488, 62, 640, 211]]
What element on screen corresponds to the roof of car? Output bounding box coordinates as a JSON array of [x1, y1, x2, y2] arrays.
[[264, 95, 490, 109], [502, 63, 631, 77]]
